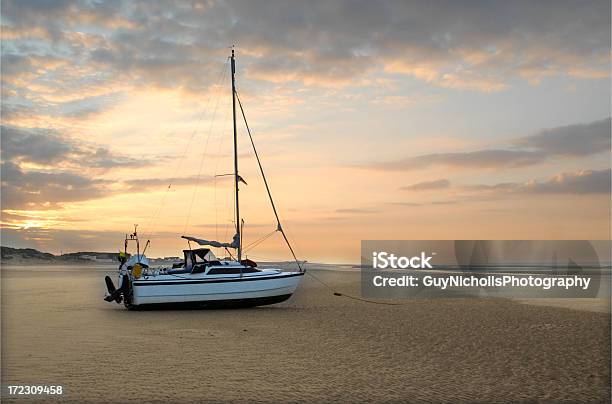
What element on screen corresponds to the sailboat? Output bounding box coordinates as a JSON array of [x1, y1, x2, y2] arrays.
[[104, 49, 305, 309]]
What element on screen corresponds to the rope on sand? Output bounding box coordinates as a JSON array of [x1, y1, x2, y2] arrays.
[[304, 271, 409, 306]]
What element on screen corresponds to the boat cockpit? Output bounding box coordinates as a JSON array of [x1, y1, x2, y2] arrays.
[[167, 248, 260, 275]]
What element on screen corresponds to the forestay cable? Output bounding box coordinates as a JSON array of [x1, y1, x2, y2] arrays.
[[235, 91, 303, 272]]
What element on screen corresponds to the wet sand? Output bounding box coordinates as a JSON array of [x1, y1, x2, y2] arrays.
[[2, 265, 610, 403]]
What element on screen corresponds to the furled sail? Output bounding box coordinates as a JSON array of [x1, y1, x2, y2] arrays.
[[181, 233, 240, 249]]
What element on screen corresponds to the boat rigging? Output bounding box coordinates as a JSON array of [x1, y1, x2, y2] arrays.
[[104, 49, 304, 309]]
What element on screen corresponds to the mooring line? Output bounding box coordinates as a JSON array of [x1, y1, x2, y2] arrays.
[[304, 270, 409, 306]]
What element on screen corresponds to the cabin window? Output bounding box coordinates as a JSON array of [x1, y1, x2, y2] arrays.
[[242, 267, 260, 273], [207, 267, 242, 275], [206, 267, 260, 275]]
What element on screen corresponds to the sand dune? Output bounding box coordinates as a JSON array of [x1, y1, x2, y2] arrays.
[[1, 266, 609, 403]]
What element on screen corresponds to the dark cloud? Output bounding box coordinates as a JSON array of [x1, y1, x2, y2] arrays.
[[389, 200, 459, 207], [0, 125, 155, 210], [1, 126, 71, 164], [464, 168, 611, 195], [88, 147, 150, 169], [335, 208, 379, 214], [370, 150, 545, 171], [1, 0, 609, 95], [124, 175, 222, 191], [1, 125, 151, 168], [0, 226, 128, 252], [516, 118, 611, 157], [429, 200, 458, 205], [364, 117, 609, 171], [0, 54, 33, 77], [0, 161, 112, 209], [56, 93, 125, 118], [400, 179, 451, 191], [221, 1, 610, 87], [1, 0, 128, 38]]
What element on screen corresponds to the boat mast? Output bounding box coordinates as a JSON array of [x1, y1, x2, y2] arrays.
[[231, 48, 242, 261]]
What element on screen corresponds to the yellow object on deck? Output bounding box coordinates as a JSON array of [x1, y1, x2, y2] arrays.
[[132, 263, 142, 279]]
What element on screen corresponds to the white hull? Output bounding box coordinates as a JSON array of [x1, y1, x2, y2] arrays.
[[130, 270, 304, 306]]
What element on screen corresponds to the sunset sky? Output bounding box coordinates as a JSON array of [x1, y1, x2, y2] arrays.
[[1, 1, 610, 263]]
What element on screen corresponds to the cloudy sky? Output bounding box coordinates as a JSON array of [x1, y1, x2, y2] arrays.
[[1, 0, 610, 262]]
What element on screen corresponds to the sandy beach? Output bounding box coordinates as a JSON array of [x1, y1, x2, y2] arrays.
[[1, 265, 610, 403]]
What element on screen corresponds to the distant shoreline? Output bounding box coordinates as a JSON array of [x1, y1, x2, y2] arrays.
[[0, 246, 321, 268], [0, 246, 181, 266]]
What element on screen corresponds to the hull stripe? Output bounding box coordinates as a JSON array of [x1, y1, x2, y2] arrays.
[[139, 286, 290, 298], [133, 272, 304, 286]]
